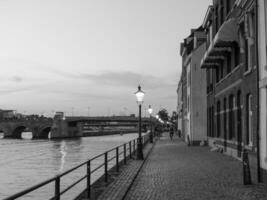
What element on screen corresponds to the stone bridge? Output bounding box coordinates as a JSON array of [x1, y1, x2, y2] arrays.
[[50, 114, 154, 139], [0, 114, 155, 139], [0, 119, 53, 139]]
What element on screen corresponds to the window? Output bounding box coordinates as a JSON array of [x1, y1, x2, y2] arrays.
[[211, 68, 214, 84], [245, 39, 249, 71], [220, 60, 224, 79], [228, 95, 235, 139], [214, 6, 219, 33], [207, 107, 210, 137], [246, 94, 253, 145], [234, 44, 240, 67], [209, 26, 213, 44], [248, 10, 255, 38], [216, 67, 219, 83], [226, 0, 231, 15], [239, 22, 246, 56], [223, 98, 227, 139], [220, 0, 224, 26], [226, 52, 231, 73], [212, 106, 215, 137], [217, 101, 221, 137], [237, 91, 242, 145], [245, 11, 256, 72]]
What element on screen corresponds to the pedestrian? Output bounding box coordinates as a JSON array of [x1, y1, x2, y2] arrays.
[[169, 125, 174, 140], [177, 129, 181, 137]]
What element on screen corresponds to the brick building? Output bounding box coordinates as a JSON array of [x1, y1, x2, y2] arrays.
[[258, 0, 267, 182], [176, 79, 182, 136], [201, 0, 259, 182], [179, 27, 207, 145]]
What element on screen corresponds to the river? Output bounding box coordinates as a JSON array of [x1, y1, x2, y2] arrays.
[[0, 132, 142, 200]]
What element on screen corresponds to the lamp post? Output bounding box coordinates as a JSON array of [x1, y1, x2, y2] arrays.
[[148, 105, 153, 143], [135, 85, 145, 160]]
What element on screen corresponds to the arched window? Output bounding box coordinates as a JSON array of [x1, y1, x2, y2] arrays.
[[229, 95, 235, 139], [223, 98, 227, 139], [246, 94, 253, 145], [237, 90, 242, 157], [211, 106, 215, 137], [217, 101, 221, 137]]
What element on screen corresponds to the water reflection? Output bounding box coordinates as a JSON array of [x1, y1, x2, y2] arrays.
[[21, 132, 33, 139], [59, 141, 67, 172]]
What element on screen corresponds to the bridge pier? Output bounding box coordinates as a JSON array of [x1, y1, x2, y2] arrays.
[[50, 112, 83, 139]]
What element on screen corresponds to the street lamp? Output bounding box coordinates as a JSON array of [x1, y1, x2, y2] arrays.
[[148, 105, 153, 143], [135, 85, 145, 160]]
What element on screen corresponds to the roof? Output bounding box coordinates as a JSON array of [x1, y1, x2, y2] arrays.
[[202, 5, 213, 28]]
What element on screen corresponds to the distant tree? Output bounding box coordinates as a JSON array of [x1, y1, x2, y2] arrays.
[[157, 109, 169, 122]]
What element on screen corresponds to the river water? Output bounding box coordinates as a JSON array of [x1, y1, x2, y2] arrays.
[[0, 132, 141, 200]]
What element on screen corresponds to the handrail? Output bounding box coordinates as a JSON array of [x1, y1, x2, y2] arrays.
[[3, 133, 150, 200]]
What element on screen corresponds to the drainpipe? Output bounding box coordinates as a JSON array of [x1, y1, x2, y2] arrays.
[[255, 0, 262, 183]]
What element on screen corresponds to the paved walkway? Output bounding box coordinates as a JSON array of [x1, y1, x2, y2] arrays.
[[123, 133, 267, 200], [95, 142, 154, 200]]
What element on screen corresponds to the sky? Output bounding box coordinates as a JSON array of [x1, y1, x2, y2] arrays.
[[0, 0, 211, 117]]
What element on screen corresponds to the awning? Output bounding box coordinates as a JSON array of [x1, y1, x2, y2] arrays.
[[201, 18, 239, 68], [213, 18, 239, 47], [200, 46, 231, 68]]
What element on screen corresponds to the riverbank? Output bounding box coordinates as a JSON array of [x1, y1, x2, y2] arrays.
[[82, 129, 138, 137]]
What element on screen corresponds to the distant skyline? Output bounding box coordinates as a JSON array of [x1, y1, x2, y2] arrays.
[[0, 0, 211, 117]]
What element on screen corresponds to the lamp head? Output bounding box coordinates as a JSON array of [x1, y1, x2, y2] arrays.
[[148, 105, 153, 115], [135, 85, 145, 104]]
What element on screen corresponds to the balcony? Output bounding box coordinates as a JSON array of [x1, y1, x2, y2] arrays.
[[201, 18, 239, 69]]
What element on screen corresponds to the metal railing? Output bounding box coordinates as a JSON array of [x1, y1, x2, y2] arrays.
[[3, 133, 150, 200]]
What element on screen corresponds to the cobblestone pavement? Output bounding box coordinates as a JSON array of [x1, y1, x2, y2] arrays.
[[96, 142, 154, 200], [124, 133, 267, 200]]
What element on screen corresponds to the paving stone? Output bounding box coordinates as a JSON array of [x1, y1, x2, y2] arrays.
[[124, 133, 267, 200], [96, 142, 153, 200]]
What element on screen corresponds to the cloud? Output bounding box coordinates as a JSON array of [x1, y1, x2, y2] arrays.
[[9, 76, 23, 82], [0, 88, 32, 95], [48, 69, 176, 89]]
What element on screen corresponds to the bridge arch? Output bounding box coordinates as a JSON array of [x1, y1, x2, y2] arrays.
[[0, 129, 4, 138], [39, 127, 51, 139], [12, 125, 28, 139]]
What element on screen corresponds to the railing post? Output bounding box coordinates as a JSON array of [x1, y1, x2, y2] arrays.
[[124, 144, 126, 164], [116, 147, 119, 172], [105, 152, 108, 183], [87, 160, 91, 199], [129, 141, 132, 159], [55, 176, 60, 200]]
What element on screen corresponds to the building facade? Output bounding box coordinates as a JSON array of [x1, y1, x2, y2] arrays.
[[0, 110, 16, 120], [176, 79, 183, 137], [201, 0, 259, 182], [258, 0, 267, 182], [179, 27, 207, 145]]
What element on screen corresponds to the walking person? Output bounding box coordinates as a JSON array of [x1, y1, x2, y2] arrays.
[[169, 125, 174, 140]]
